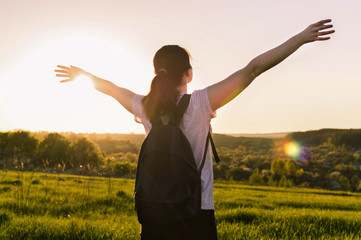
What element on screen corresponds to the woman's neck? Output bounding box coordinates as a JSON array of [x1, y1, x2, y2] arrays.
[[177, 84, 188, 93]]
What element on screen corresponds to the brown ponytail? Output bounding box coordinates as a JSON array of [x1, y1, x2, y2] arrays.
[[142, 45, 192, 121]]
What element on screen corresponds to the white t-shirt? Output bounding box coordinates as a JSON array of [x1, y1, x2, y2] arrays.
[[132, 88, 216, 210]]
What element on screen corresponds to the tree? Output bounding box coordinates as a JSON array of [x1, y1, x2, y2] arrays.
[[267, 175, 277, 187], [271, 159, 285, 176], [123, 152, 138, 163], [351, 175, 360, 192], [354, 153, 360, 162], [229, 167, 252, 181], [339, 175, 351, 191], [71, 137, 103, 168], [295, 170, 314, 187], [296, 168, 304, 177], [0, 132, 12, 161], [279, 175, 293, 188], [213, 162, 230, 180], [249, 168, 265, 185], [36, 133, 72, 168], [285, 160, 298, 177], [114, 161, 136, 177], [0, 131, 38, 163]]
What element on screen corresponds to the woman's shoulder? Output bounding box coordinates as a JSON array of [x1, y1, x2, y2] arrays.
[[132, 94, 145, 120], [188, 88, 216, 119], [190, 87, 208, 99]]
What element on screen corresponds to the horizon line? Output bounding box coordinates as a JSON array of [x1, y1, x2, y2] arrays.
[[2, 127, 361, 135]]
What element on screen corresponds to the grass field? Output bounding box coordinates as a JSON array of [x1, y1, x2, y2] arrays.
[[1, 170, 361, 239]]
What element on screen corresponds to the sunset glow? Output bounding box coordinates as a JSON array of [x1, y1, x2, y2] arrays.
[[0, 35, 151, 133], [1, 0, 361, 134]]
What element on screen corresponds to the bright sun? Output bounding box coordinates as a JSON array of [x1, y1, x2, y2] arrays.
[[1, 35, 152, 133]]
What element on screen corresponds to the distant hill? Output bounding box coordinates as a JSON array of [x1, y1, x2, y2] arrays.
[[286, 128, 361, 149], [29, 128, 361, 152], [85, 133, 145, 145], [228, 132, 289, 139], [212, 133, 274, 150], [32, 131, 145, 145]]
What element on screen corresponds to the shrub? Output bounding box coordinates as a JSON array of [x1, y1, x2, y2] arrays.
[[249, 169, 265, 185], [279, 175, 293, 188], [31, 179, 40, 185], [267, 175, 277, 187], [0, 211, 11, 225], [113, 162, 136, 177], [339, 175, 350, 191]]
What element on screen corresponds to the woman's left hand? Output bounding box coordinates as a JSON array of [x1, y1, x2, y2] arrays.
[[298, 19, 335, 44]]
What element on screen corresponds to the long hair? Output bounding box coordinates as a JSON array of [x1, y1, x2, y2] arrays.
[[142, 45, 192, 121]]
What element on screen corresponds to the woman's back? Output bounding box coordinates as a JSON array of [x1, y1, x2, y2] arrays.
[[133, 88, 216, 210]]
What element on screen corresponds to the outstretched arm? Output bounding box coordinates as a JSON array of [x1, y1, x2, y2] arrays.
[[55, 65, 135, 114], [208, 19, 335, 111]]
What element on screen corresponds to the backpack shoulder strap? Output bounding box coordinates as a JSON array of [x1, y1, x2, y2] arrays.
[[175, 94, 221, 172], [199, 130, 221, 173], [209, 133, 220, 163], [175, 94, 191, 126], [150, 94, 191, 126]]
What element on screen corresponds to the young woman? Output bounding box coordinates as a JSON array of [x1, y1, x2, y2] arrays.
[[55, 19, 334, 240]]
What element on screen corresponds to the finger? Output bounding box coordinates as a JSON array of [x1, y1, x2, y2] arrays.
[[57, 65, 70, 70], [317, 24, 333, 31], [56, 74, 69, 77], [318, 30, 335, 36], [314, 19, 332, 27], [315, 36, 331, 41], [70, 65, 82, 71], [54, 69, 68, 73], [60, 79, 73, 83]]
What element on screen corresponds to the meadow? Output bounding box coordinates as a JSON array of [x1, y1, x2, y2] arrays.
[[1, 170, 361, 240]]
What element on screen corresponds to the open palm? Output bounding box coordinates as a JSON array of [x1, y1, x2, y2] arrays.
[[299, 19, 334, 43], [54, 65, 87, 83]]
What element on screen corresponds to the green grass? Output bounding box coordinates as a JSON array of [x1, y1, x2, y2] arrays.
[[1, 171, 361, 239]]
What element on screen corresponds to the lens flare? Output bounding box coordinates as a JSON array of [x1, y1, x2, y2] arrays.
[[284, 141, 301, 159]]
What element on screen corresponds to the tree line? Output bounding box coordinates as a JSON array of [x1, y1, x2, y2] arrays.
[[0, 131, 137, 178], [1, 129, 361, 192], [287, 128, 361, 149], [212, 129, 361, 192]]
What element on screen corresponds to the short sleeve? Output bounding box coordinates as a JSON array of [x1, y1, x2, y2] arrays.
[[132, 94, 145, 124], [190, 88, 216, 120]]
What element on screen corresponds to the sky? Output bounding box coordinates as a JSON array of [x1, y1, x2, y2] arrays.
[[0, 0, 360, 134]]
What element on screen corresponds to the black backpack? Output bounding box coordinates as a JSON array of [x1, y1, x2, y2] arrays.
[[134, 94, 219, 225]]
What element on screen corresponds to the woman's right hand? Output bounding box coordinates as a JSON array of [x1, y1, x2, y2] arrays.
[[55, 65, 136, 113], [55, 65, 89, 83]]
